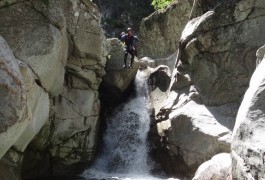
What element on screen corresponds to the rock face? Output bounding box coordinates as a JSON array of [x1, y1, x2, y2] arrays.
[[148, 64, 171, 115], [14, 61, 49, 152], [146, 0, 265, 177], [0, 36, 28, 159], [0, 1, 68, 95], [167, 101, 236, 171], [172, 0, 265, 106], [231, 45, 265, 179], [192, 153, 232, 180], [50, 87, 100, 165], [0, 0, 108, 179], [138, 0, 193, 59], [0, 33, 50, 180], [152, 98, 237, 177], [25, 0, 106, 177], [49, 1, 105, 170]]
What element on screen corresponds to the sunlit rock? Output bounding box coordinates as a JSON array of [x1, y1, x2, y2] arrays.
[[139, 0, 193, 59], [232, 44, 265, 179], [193, 153, 232, 180], [0, 36, 28, 159]]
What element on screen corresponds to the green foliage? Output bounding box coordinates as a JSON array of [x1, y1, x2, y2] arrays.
[[151, 0, 174, 10]]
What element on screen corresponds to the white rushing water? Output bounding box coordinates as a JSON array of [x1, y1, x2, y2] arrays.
[[82, 70, 177, 180]]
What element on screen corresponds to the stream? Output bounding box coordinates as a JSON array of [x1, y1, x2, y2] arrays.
[[81, 70, 178, 180]]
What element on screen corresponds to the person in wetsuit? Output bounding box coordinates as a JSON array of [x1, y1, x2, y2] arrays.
[[119, 28, 139, 68]]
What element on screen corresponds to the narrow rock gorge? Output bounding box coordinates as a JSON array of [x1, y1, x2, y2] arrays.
[[0, 0, 265, 180]]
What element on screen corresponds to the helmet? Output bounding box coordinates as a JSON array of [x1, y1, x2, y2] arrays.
[[127, 27, 132, 32]]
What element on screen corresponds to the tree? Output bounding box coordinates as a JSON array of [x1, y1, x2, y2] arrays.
[[151, 0, 174, 10]]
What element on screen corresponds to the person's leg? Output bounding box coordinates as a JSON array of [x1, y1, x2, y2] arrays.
[[124, 51, 128, 68], [130, 53, 134, 68], [134, 47, 138, 57], [129, 50, 134, 68]]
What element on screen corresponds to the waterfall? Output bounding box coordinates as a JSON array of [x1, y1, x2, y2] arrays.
[[81, 70, 156, 180]]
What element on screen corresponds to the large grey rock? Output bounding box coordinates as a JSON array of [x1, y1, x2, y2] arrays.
[[0, 1, 68, 95], [231, 45, 265, 179], [162, 100, 236, 176], [13, 61, 49, 152], [24, 83, 101, 177], [139, 52, 178, 73], [21, 1, 106, 177], [170, 0, 265, 106], [139, 57, 155, 69], [49, 86, 100, 164], [47, 0, 106, 168], [66, 55, 103, 90], [148, 65, 171, 115], [138, 0, 193, 59], [61, 0, 107, 90], [192, 153, 232, 180], [61, 0, 106, 62], [0, 34, 50, 179], [31, 0, 66, 30], [0, 36, 29, 159]]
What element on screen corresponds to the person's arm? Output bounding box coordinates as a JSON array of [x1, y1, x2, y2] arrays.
[[133, 35, 139, 42], [119, 32, 126, 42]]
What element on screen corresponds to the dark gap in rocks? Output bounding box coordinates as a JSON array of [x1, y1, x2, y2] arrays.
[[147, 116, 192, 179], [149, 69, 171, 92], [48, 160, 89, 179], [0, 148, 22, 180], [35, 79, 42, 87], [98, 75, 136, 108], [147, 108, 166, 177], [22, 144, 91, 180], [21, 146, 52, 180]]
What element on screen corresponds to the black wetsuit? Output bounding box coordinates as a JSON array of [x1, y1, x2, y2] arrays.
[[120, 34, 138, 67]]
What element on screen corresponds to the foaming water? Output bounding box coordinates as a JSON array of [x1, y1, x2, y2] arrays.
[[82, 70, 178, 180]]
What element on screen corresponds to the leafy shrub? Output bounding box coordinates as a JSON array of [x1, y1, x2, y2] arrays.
[[151, 0, 174, 10]]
